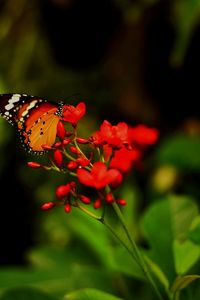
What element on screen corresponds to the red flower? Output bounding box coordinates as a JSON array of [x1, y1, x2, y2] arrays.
[[90, 130, 105, 147], [62, 102, 86, 126], [77, 162, 122, 189], [92, 120, 129, 149], [104, 145, 141, 173], [128, 125, 159, 146]]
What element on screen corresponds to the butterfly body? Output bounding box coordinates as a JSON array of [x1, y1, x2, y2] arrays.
[[0, 94, 64, 154]]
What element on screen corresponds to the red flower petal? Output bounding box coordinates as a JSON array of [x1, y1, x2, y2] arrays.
[[128, 125, 159, 145], [62, 102, 86, 126], [105, 169, 122, 187], [77, 168, 94, 187]]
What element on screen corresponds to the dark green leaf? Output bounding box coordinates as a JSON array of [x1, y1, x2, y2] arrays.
[[154, 135, 200, 171], [171, 0, 200, 66], [0, 287, 58, 300]]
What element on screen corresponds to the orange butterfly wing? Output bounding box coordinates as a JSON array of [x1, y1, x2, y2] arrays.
[[24, 108, 60, 153]]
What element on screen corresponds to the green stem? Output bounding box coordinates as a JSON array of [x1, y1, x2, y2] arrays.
[[111, 201, 164, 300], [76, 203, 102, 221], [101, 218, 139, 263]]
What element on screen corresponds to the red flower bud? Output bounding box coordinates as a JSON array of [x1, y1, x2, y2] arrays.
[[41, 144, 52, 150], [27, 162, 41, 168], [116, 199, 127, 206], [66, 131, 73, 137], [64, 203, 71, 213], [93, 199, 102, 209], [41, 202, 55, 210], [53, 149, 63, 167], [70, 146, 79, 154], [57, 121, 66, 140], [67, 161, 78, 170], [76, 157, 90, 167], [79, 195, 91, 204], [56, 184, 71, 199], [76, 137, 89, 144], [106, 193, 114, 203], [62, 138, 71, 145], [54, 142, 62, 148]]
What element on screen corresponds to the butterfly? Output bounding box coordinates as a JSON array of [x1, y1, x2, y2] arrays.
[[0, 93, 65, 155]]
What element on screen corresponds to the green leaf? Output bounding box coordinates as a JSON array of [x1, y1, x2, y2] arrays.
[[64, 288, 123, 300], [154, 135, 200, 171], [66, 209, 112, 268], [188, 215, 200, 245], [141, 195, 198, 281], [0, 265, 116, 297], [173, 239, 200, 275], [171, 275, 200, 294], [110, 246, 145, 280], [0, 287, 58, 300], [144, 256, 169, 292]]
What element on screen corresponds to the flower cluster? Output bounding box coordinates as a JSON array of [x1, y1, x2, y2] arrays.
[[28, 102, 159, 214]]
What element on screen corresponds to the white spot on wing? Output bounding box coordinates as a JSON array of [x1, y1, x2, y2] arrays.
[[5, 94, 21, 111], [21, 99, 38, 117]]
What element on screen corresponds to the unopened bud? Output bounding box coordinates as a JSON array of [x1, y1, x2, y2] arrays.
[[79, 195, 91, 204], [41, 202, 55, 210], [64, 203, 71, 213], [67, 161, 78, 170], [70, 146, 79, 154], [53, 149, 63, 167], [27, 162, 41, 168], [93, 199, 102, 209], [106, 193, 114, 203], [56, 184, 71, 199], [41, 144, 52, 150], [57, 121, 66, 140], [76, 137, 89, 144], [116, 199, 127, 206]]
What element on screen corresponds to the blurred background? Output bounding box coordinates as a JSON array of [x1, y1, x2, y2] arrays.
[[0, 0, 200, 299]]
